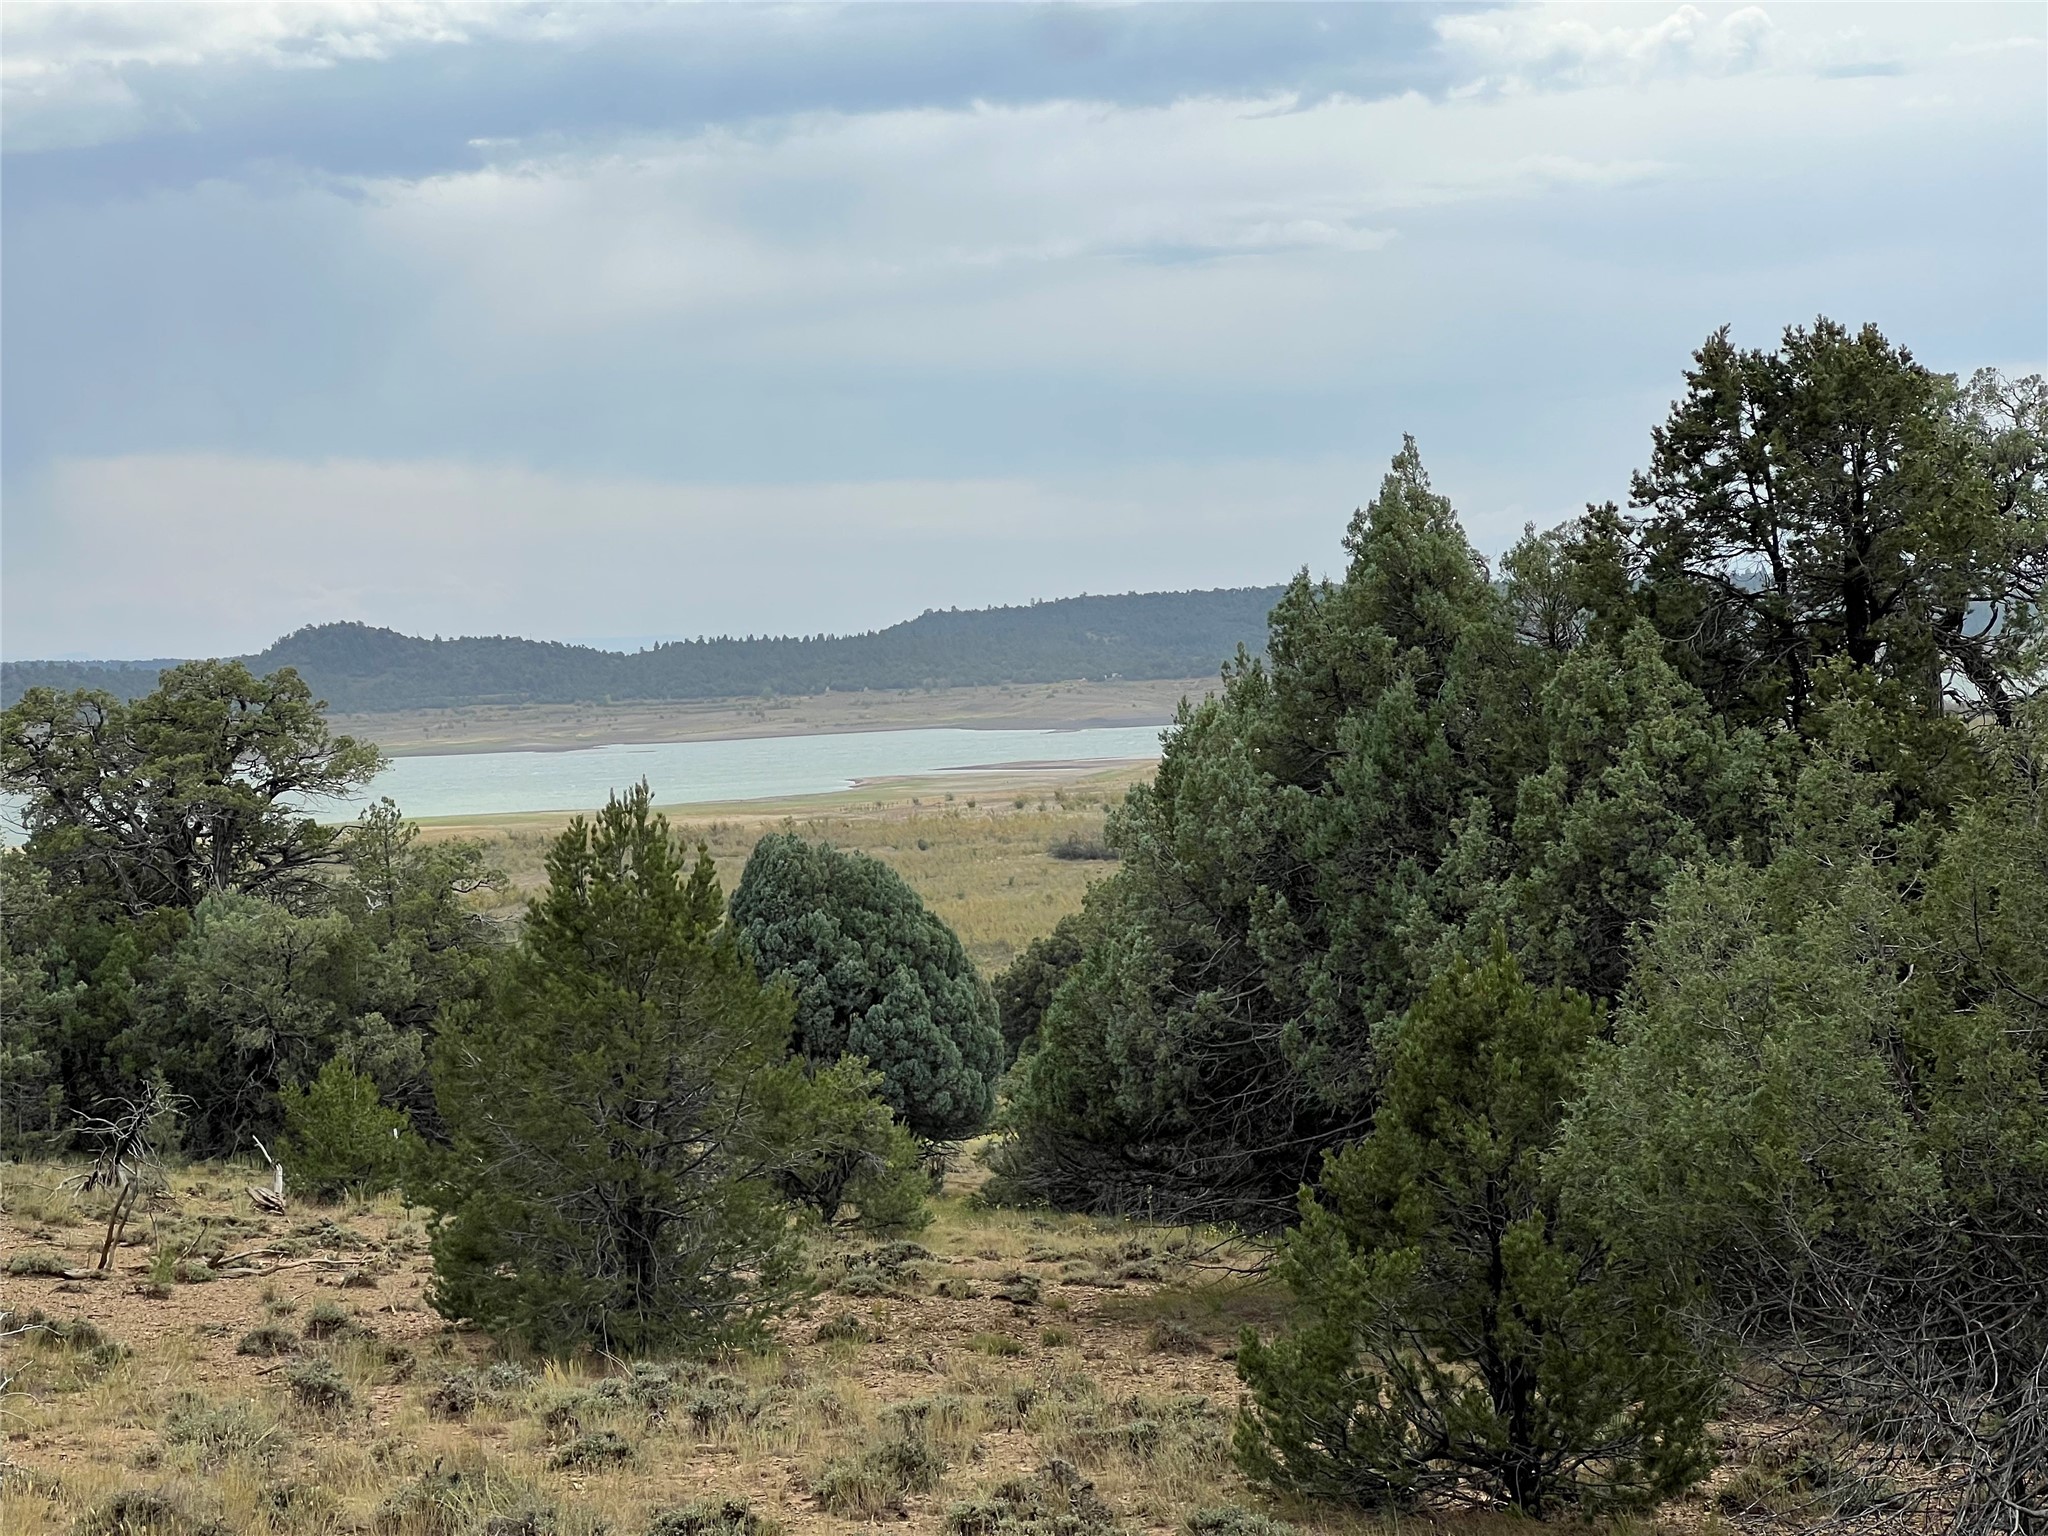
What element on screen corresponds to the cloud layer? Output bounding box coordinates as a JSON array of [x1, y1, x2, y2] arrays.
[[3, 3, 2042, 658]]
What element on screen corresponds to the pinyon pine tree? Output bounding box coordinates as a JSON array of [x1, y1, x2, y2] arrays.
[[1236, 938, 1718, 1516], [418, 783, 890, 1354]]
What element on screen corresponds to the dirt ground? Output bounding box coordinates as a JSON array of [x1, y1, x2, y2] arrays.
[[2, 1160, 1842, 1536]]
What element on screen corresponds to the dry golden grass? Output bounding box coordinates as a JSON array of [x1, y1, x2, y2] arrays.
[[425, 767, 1148, 973], [1, 1161, 1748, 1536]]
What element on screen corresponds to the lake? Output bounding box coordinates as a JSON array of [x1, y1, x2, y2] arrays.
[[0, 724, 1165, 838], [328, 724, 1166, 821]]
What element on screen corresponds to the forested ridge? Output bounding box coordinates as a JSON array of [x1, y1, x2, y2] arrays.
[[0, 586, 1286, 712]]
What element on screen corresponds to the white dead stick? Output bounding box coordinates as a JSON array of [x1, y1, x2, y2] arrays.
[[248, 1136, 288, 1215]]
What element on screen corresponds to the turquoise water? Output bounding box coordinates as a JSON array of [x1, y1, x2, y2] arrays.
[[1, 725, 1164, 839], [331, 724, 1165, 821]]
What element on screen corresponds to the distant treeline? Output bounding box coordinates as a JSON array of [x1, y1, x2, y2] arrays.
[[0, 587, 1285, 712]]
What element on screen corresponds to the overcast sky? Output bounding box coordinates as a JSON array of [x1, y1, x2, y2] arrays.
[[3, 2, 2042, 659]]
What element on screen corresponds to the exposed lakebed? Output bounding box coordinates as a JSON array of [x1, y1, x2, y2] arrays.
[[334, 724, 1166, 821]]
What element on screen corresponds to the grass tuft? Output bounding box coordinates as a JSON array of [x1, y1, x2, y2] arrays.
[[813, 1431, 947, 1517], [645, 1498, 783, 1536], [235, 1324, 298, 1358]]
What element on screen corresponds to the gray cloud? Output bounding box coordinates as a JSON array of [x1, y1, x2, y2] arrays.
[[2, 3, 2042, 659]]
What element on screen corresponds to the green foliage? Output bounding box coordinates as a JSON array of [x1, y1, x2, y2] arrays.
[[416, 782, 877, 1356], [1625, 321, 2045, 739], [1235, 940, 1718, 1516], [71, 1489, 229, 1536], [731, 833, 1003, 1142], [0, 659, 383, 916], [0, 853, 72, 1153], [1180, 1510, 1292, 1536], [774, 1055, 930, 1233], [1000, 441, 1777, 1222], [279, 1055, 412, 1200], [0, 667, 501, 1157], [646, 1498, 782, 1536], [283, 1357, 354, 1414], [991, 911, 1088, 1064], [945, 1460, 1119, 1536], [814, 1431, 947, 1516], [1556, 732, 2048, 1527], [235, 1325, 297, 1358]]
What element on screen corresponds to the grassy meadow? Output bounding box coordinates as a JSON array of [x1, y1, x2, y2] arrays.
[[420, 762, 1152, 974]]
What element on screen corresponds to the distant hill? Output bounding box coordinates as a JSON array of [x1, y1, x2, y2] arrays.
[[1, 587, 1285, 713]]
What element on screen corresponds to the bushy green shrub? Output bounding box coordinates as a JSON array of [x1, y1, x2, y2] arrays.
[[1235, 940, 1718, 1516], [71, 1489, 229, 1536], [1181, 1508, 1295, 1536], [813, 1432, 946, 1516], [990, 912, 1088, 1064], [646, 1498, 781, 1536], [161, 1395, 283, 1467], [235, 1324, 297, 1358], [283, 1358, 354, 1414], [945, 1459, 1118, 1536], [279, 1055, 412, 1200], [772, 1055, 929, 1232], [549, 1430, 634, 1470], [731, 834, 1003, 1142]]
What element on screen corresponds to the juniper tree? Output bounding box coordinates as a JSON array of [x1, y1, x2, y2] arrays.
[[1626, 321, 2046, 734], [996, 442, 1776, 1222], [1557, 733, 2048, 1533], [730, 834, 1002, 1143]]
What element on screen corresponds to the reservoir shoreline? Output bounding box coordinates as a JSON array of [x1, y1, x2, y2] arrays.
[[332, 676, 1209, 758]]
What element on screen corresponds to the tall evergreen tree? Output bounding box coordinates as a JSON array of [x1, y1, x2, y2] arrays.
[[420, 785, 834, 1354], [1627, 321, 2045, 732], [0, 660, 383, 916], [997, 442, 1776, 1222]]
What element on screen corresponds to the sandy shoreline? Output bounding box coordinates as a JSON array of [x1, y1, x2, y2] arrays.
[[332, 676, 1210, 757]]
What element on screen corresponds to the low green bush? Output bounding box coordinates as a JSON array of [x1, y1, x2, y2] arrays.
[[279, 1056, 413, 1201], [645, 1499, 782, 1536], [813, 1434, 946, 1516], [7, 1249, 69, 1277], [235, 1325, 297, 1358], [284, 1358, 354, 1414], [549, 1430, 634, 1470]]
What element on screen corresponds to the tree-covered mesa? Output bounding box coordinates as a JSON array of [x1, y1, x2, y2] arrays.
[[1, 661, 504, 1161], [991, 320, 2046, 1527], [0, 585, 1286, 712]]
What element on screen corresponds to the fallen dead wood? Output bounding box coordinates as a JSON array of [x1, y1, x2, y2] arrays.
[[212, 1258, 364, 1279]]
